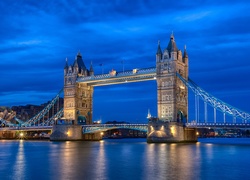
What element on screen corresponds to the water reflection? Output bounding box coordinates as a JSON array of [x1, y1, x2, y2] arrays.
[[58, 141, 75, 179], [143, 142, 201, 180], [92, 140, 107, 179], [13, 140, 26, 180], [1, 138, 250, 179]]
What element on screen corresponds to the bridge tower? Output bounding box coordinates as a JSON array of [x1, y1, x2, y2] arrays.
[[147, 34, 197, 143], [156, 34, 188, 122], [63, 52, 93, 125]]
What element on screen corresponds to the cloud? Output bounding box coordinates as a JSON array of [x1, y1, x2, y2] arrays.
[[0, 0, 250, 122]]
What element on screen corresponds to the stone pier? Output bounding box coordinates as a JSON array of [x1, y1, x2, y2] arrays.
[[50, 124, 102, 141], [147, 121, 197, 143], [50, 124, 83, 141], [82, 133, 103, 141]]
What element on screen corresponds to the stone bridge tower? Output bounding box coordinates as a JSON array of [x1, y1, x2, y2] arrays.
[[147, 34, 197, 143], [63, 52, 94, 125], [156, 34, 188, 122]]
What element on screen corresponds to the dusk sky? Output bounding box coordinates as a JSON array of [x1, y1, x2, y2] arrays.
[[1, 0, 250, 123]]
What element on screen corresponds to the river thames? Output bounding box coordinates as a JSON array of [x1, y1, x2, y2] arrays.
[[0, 138, 250, 180]]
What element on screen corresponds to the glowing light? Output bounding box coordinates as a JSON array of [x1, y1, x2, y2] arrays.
[[150, 125, 154, 131], [196, 132, 199, 136], [67, 131, 70, 136], [100, 132, 104, 135], [20, 133, 24, 137], [133, 69, 138, 74], [170, 126, 175, 135]]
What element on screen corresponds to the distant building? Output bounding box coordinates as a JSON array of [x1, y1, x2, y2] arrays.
[[10, 97, 64, 123]]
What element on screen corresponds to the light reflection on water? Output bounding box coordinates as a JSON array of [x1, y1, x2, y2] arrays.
[[93, 140, 107, 179], [1, 138, 250, 180], [13, 140, 26, 180]]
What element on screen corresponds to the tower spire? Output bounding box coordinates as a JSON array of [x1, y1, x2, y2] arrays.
[[156, 40, 162, 55], [77, 50, 81, 57], [90, 61, 94, 75], [167, 33, 178, 52], [64, 58, 69, 69], [184, 45, 188, 57], [147, 109, 152, 119], [183, 45, 188, 63]]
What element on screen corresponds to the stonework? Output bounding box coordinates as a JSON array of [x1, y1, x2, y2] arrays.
[[147, 121, 197, 143], [61, 35, 196, 143], [50, 124, 83, 141], [63, 52, 94, 125], [156, 34, 188, 123], [147, 34, 196, 143]]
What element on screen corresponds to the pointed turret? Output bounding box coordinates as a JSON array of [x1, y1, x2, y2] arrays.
[[73, 56, 79, 74], [89, 61, 94, 76], [64, 58, 69, 69], [64, 58, 69, 75], [167, 33, 178, 52], [156, 40, 162, 55], [166, 33, 178, 60], [156, 40, 162, 62], [73, 51, 87, 75], [183, 45, 188, 64]]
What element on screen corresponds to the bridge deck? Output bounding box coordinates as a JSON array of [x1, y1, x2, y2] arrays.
[[2, 123, 250, 133], [82, 124, 148, 133], [186, 123, 250, 128], [0, 126, 52, 131], [77, 67, 156, 86]]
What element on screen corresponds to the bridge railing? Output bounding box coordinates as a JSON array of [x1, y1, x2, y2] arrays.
[[176, 72, 250, 123], [38, 108, 64, 126], [0, 126, 53, 131], [77, 67, 156, 82], [21, 89, 63, 127], [82, 124, 148, 134], [186, 122, 250, 128]]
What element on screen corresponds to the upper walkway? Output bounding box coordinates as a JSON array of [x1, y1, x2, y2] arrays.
[[77, 67, 156, 86]]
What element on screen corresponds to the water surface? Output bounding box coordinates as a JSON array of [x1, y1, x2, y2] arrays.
[[0, 138, 250, 180]]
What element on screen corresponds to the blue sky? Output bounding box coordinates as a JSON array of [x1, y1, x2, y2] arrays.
[[0, 0, 250, 123]]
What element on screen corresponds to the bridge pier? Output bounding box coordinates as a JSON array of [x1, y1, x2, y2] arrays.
[[0, 130, 16, 139], [50, 124, 83, 141], [147, 121, 197, 143], [82, 133, 102, 141], [50, 124, 103, 141]]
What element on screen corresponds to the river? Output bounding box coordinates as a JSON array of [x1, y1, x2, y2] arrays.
[[0, 138, 250, 180]]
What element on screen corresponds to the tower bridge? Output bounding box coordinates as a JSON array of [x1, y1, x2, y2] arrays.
[[1, 33, 250, 142], [56, 33, 192, 142], [63, 34, 189, 126]]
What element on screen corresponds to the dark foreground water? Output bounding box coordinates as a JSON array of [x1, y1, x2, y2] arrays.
[[1, 138, 250, 180]]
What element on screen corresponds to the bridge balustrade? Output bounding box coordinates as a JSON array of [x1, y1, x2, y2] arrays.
[[82, 124, 148, 134]]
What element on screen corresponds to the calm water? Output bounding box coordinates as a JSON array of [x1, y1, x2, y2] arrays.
[[1, 138, 250, 180]]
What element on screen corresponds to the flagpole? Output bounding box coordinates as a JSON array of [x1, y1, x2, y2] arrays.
[[122, 60, 124, 73]]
